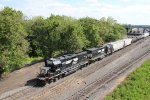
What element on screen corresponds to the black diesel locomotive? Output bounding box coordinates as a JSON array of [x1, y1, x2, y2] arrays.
[[37, 45, 113, 86]]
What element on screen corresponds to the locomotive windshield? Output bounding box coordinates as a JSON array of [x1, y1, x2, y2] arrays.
[[40, 67, 50, 75], [40, 68, 46, 74], [45, 60, 53, 67]]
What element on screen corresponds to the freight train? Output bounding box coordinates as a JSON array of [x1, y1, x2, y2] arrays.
[[36, 32, 149, 86]]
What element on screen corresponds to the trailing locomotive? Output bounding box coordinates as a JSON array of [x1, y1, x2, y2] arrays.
[[36, 38, 141, 86]]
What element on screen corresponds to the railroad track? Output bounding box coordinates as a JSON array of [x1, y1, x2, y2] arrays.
[[27, 38, 148, 100], [66, 50, 150, 100], [0, 83, 38, 100], [27, 39, 145, 100], [0, 37, 148, 100]]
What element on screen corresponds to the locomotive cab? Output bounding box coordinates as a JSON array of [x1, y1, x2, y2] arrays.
[[38, 58, 61, 79], [37, 58, 62, 86], [40, 67, 50, 76]]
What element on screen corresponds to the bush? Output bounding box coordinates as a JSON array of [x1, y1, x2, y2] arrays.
[[105, 59, 150, 100]]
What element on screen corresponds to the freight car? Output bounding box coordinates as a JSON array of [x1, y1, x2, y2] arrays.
[[127, 32, 150, 42], [143, 32, 149, 37], [107, 38, 132, 52], [127, 33, 144, 39], [127, 32, 149, 39]]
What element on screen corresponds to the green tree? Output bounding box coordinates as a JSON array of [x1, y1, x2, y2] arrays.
[[0, 7, 29, 73], [60, 19, 87, 53], [29, 15, 64, 57], [26, 16, 46, 57], [99, 17, 126, 42], [79, 17, 102, 47], [29, 15, 87, 57]]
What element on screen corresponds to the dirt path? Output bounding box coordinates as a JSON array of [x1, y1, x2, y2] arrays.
[[0, 37, 150, 100], [0, 62, 44, 95]]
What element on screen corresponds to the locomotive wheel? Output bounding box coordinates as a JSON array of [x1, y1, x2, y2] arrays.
[[53, 78, 56, 82], [86, 63, 88, 66], [48, 79, 52, 84], [57, 75, 61, 79], [80, 66, 83, 70], [62, 74, 65, 78], [83, 64, 85, 68]]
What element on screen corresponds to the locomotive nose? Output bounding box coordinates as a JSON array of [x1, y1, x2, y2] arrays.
[[40, 67, 50, 75], [40, 68, 46, 75]]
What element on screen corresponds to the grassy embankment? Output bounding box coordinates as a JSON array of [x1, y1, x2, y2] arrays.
[[0, 57, 43, 78], [105, 59, 150, 100]]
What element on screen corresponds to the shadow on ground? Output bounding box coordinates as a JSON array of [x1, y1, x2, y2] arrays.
[[25, 78, 46, 87]]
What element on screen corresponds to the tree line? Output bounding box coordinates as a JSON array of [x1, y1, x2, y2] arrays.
[[0, 7, 126, 76]]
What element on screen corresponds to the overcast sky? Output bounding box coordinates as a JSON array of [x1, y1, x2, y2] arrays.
[[0, 0, 150, 25]]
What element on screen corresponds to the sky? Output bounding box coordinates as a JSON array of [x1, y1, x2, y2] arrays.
[[0, 0, 150, 25]]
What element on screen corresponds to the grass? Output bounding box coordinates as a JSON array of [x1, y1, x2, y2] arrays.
[[24, 57, 43, 64], [0, 57, 43, 79], [105, 59, 150, 100]]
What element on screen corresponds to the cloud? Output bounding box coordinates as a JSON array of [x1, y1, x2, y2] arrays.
[[120, 0, 130, 2], [85, 0, 100, 3], [0, 0, 11, 1], [20, 0, 74, 17], [20, 0, 120, 19], [1, 0, 150, 24], [0, 4, 4, 9]]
